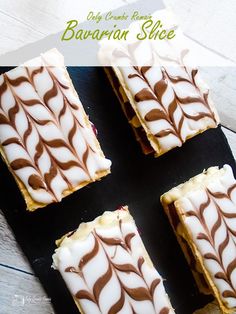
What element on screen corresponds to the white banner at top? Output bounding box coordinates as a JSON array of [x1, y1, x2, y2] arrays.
[[0, 0, 235, 67]]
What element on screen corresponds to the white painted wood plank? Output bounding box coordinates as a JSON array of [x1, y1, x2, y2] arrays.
[[0, 0, 138, 55], [0, 210, 33, 273], [0, 12, 43, 55], [164, 0, 236, 62], [0, 266, 53, 313], [199, 67, 236, 132]]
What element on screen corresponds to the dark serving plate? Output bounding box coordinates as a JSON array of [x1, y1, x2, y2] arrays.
[[0, 67, 235, 314]]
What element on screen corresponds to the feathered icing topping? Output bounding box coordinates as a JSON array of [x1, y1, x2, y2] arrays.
[[53, 209, 174, 314], [117, 62, 219, 156], [0, 49, 111, 209], [163, 165, 236, 311]]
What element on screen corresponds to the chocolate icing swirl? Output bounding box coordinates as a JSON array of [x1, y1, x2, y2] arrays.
[[185, 183, 236, 304], [127, 65, 217, 145], [64, 219, 171, 313], [110, 47, 219, 156], [0, 54, 110, 206]]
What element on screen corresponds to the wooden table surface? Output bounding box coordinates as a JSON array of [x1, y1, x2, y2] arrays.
[[0, 0, 236, 313]]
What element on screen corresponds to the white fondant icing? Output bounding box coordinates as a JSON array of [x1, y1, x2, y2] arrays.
[[53, 209, 174, 314], [0, 49, 111, 206]]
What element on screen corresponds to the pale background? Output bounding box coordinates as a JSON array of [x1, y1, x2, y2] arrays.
[[0, 0, 235, 313]]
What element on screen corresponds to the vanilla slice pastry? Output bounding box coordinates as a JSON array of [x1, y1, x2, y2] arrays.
[[161, 165, 236, 313], [105, 65, 219, 156], [53, 207, 174, 314], [0, 49, 111, 210]]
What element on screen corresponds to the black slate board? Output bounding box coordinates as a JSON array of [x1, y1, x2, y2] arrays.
[[0, 67, 235, 314]]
